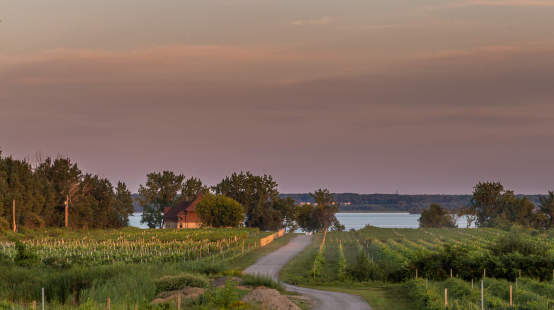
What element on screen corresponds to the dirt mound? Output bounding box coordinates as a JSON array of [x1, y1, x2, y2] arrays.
[[151, 287, 205, 304], [242, 287, 301, 310]]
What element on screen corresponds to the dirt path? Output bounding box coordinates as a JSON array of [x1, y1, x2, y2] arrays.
[[244, 235, 371, 310]]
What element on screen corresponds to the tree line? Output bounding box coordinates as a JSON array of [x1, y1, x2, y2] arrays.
[[0, 152, 134, 230], [419, 181, 554, 229], [137, 171, 341, 232]]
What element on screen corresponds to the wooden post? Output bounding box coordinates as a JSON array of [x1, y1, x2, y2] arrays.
[[107, 297, 111, 310], [12, 200, 16, 232], [445, 288, 448, 306], [519, 269, 522, 278], [177, 294, 181, 310], [416, 268, 418, 279], [134, 303, 138, 310], [65, 196, 69, 228], [481, 280, 485, 310], [472, 279, 474, 289], [510, 285, 512, 306], [242, 240, 245, 256], [33, 300, 37, 310], [42, 287, 45, 310], [483, 268, 486, 279], [450, 268, 453, 278]]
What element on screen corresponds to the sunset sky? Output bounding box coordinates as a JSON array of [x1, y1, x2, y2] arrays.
[[1, 0, 554, 194]]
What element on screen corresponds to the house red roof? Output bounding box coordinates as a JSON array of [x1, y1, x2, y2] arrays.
[[163, 194, 204, 222]]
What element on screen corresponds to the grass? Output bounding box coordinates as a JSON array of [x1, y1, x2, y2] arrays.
[[0, 230, 297, 310], [303, 284, 412, 310]]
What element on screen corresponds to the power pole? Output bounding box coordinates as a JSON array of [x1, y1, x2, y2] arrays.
[[12, 200, 16, 232], [65, 195, 69, 228]]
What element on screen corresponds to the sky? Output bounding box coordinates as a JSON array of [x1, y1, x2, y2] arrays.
[[1, 0, 554, 194]]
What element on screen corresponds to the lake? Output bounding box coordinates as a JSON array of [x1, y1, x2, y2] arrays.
[[129, 212, 474, 230]]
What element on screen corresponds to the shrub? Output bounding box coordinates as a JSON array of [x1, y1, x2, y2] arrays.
[[241, 274, 283, 291], [154, 273, 209, 292]]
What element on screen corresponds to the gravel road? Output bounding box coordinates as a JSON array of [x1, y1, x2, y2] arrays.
[[244, 235, 371, 310]]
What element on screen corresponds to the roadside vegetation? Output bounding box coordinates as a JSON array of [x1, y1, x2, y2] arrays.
[[0, 228, 297, 310]]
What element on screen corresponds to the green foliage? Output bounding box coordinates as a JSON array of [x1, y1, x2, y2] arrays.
[[0, 153, 133, 230], [198, 280, 249, 310], [214, 172, 297, 231], [312, 248, 326, 279], [296, 189, 341, 232], [419, 204, 457, 228], [240, 274, 284, 291], [337, 242, 347, 281], [196, 194, 245, 227], [466, 182, 550, 229], [153, 272, 210, 292], [138, 171, 185, 228]]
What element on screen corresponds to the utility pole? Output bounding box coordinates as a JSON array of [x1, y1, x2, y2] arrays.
[[65, 195, 69, 228], [12, 200, 16, 232]]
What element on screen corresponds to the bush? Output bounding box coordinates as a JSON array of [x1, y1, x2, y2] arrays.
[[154, 273, 210, 292], [241, 274, 283, 291]]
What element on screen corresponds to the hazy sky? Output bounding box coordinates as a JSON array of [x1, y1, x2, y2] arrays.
[[1, 0, 554, 194]]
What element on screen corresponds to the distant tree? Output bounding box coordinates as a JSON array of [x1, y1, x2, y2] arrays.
[[296, 189, 341, 232], [138, 171, 185, 228], [114, 182, 135, 227], [195, 193, 245, 227], [538, 191, 554, 229], [419, 204, 457, 228], [469, 182, 505, 227], [214, 172, 289, 230], [182, 177, 208, 202]]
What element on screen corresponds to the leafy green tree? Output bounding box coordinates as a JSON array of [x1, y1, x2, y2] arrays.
[[195, 193, 245, 227], [538, 191, 554, 228], [469, 182, 505, 227], [138, 171, 185, 228], [182, 177, 208, 202], [419, 204, 457, 228], [214, 172, 292, 230], [296, 189, 341, 232]]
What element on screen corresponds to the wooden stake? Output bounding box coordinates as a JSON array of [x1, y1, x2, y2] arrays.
[[510, 285, 512, 306], [416, 268, 418, 279], [445, 288, 448, 306], [134, 303, 138, 310], [450, 268, 453, 278], [42, 288, 45, 310], [481, 280, 484, 310], [177, 294, 181, 310], [107, 297, 111, 310], [12, 200, 16, 232], [483, 268, 486, 279], [33, 300, 36, 310], [65, 196, 69, 228]]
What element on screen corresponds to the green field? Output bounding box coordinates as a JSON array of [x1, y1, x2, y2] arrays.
[[0, 228, 293, 310], [280, 227, 554, 310]]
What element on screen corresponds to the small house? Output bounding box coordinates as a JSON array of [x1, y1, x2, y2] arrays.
[[164, 195, 203, 229]]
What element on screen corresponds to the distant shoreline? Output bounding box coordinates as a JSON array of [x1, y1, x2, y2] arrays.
[[337, 211, 417, 214]]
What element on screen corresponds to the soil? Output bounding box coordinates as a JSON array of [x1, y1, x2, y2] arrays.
[[150, 287, 206, 304], [242, 287, 301, 310]]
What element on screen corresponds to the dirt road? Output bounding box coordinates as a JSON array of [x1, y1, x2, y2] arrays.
[[244, 235, 371, 310]]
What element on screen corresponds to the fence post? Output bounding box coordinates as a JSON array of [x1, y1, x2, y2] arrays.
[[481, 280, 485, 310], [107, 297, 111, 310], [177, 294, 181, 310], [416, 268, 418, 279], [510, 285, 512, 306], [450, 268, 453, 278], [42, 288, 45, 310], [445, 288, 448, 306], [32, 301, 36, 310]]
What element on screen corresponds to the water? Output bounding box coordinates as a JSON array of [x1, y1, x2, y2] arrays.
[[129, 212, 474, 230]]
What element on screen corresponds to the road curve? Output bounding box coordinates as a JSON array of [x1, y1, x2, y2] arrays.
[[244, 235, 371, 310]]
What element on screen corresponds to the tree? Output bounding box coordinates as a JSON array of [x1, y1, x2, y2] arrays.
[[214, 172, 290, 230], [419, 204, 457, 228], [538, 191, 554, 229], [182, 177, 208, 202], [138, 171, 185, 228], [296, 189, 341, 232], [195, 193, 245, 227], [469, 182, 505, 227]]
